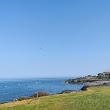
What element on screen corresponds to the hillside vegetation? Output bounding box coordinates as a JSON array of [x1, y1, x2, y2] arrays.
[[0, 86, 110, 110]]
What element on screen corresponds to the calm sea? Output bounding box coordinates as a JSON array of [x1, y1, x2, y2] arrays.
[[0, 78, 84, 103]]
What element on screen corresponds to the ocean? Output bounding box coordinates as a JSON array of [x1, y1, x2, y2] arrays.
[[0, 78, 84, 103]]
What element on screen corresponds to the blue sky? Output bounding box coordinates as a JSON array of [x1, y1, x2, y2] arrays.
[[0, 0, 110, 78]]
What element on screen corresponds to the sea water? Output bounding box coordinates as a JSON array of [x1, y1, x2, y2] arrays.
[[0, 78, 84, 103]]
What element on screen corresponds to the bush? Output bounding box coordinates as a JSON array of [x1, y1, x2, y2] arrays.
[[33, 92, 50, 98]]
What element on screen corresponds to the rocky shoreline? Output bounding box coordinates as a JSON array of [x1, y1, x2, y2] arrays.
[[1, 73, 110, 104], [11, 80, 110, 102], [64, 72, 110, 92], [60, 80, 110, 93]]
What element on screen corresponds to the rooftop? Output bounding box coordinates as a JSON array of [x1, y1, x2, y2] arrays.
[[103, 70, 110, 74]]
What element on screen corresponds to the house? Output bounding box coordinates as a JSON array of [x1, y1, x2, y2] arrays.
[[97, 70, 110, 78], [103, 70, 110, 78]]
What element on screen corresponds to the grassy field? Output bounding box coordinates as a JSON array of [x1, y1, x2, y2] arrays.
[[0, 86, 110, 110]]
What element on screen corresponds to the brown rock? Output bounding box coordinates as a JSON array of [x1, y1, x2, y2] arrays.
[[33, 92, 50, 98]]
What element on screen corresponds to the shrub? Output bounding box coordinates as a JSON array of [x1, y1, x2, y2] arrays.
[[33, 92, 50, 98]]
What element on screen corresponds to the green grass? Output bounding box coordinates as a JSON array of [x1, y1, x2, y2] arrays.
[[1, 86, 110, 110]]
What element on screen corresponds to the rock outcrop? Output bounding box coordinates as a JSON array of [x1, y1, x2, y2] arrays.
[[80, 81, 110, 91], [59, 90, 77, 94], [32, 92, 50, 98]]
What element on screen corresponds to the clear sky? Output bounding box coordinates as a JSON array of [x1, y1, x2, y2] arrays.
[[0, 0, 110, 78]]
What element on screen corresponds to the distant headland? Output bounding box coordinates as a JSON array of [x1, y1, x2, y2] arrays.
[[65, 70, 110, 88]]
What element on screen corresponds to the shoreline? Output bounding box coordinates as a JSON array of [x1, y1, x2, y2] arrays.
[[1, 86, 110, 110], [1, 75, 110, 104], [1, 80, 110, 105]]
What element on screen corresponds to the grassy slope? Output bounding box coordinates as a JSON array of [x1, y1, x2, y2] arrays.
[[0, 86, 110, 110]]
